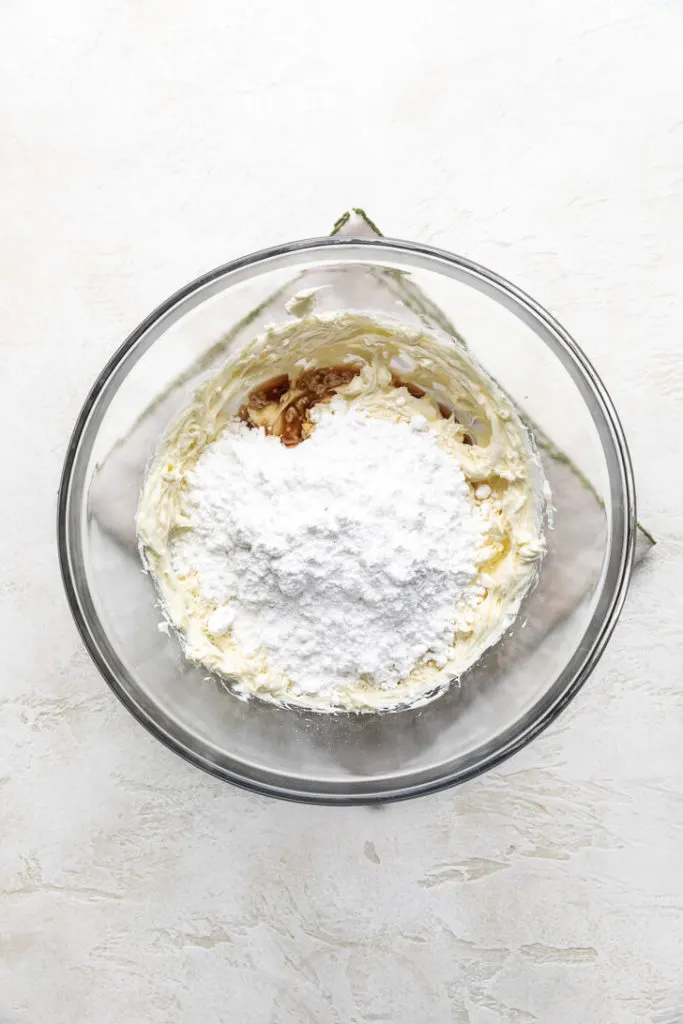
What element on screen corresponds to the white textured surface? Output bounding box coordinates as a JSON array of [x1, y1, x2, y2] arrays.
[[1, 2, 682, 1021]]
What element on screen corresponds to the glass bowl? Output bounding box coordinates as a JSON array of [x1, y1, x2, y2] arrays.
[[57, 237, 636, 803]]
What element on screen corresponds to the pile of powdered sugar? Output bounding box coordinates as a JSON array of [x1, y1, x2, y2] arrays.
[[173, 403, 486, 697]]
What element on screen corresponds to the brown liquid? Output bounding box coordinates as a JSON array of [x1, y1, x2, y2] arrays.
[[240, 366, 475, 446], [245, 374, 290, 410], [240, 366, 360, 446]]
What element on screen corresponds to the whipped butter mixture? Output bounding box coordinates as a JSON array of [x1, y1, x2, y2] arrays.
[[138, 313, 548, 711]]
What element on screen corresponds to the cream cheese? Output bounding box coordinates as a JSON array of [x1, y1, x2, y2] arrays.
[[137, 312, 548, 711]]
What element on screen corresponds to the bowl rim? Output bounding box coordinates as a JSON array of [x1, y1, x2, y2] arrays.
[[57, 235, 637, 804]]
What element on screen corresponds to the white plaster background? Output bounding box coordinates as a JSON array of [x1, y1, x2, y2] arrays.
[[1, 1, 682, 1021]]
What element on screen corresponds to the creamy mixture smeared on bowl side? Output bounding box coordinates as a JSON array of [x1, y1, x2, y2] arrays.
[[137, 313, 548, 711]]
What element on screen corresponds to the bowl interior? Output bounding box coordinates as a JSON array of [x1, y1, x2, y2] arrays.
[[59, 239, 634, 801]]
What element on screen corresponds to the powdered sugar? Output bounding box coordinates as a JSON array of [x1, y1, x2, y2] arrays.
[[173, 403, 486, 698]]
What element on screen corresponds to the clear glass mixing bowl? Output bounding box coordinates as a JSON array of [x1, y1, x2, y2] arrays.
[[58, 238, 636, 803]]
